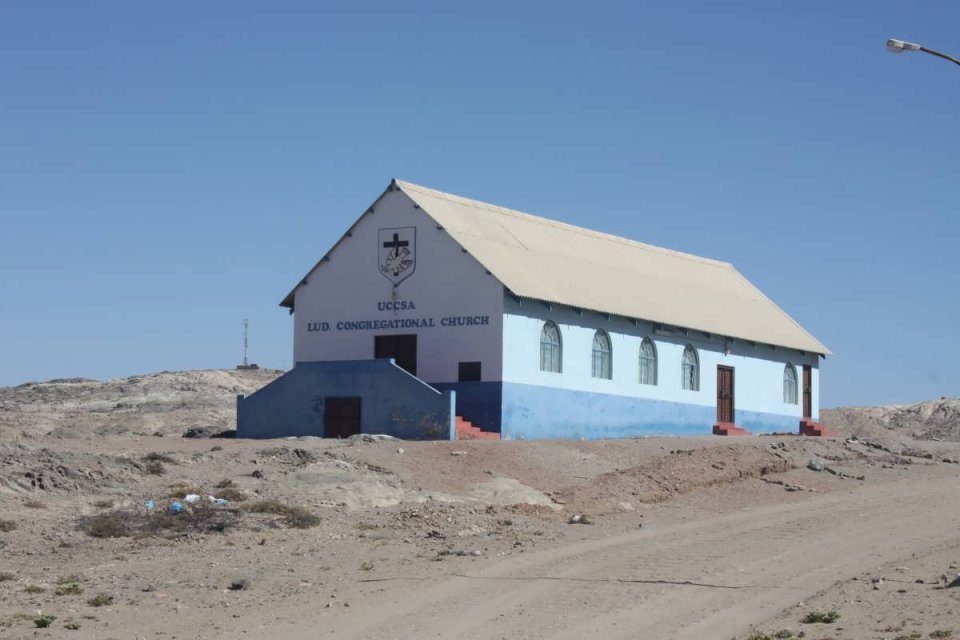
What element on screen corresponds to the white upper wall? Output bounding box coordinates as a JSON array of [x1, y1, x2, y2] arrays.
[[502, 295, 820, 418], [291, 189, 504, 383]]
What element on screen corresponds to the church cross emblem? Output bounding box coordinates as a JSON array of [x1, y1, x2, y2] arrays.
[[378, 227, 416, 286]]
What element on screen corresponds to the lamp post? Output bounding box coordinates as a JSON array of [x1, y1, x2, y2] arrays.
[[887, 38, 960, 67]]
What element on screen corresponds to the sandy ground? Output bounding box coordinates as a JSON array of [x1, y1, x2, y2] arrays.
[[1, 371, 959, 639]]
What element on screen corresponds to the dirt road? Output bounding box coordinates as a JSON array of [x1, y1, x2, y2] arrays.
[[299, 472, 960, 639]]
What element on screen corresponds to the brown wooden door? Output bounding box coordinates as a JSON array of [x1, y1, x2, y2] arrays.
[[802, 365, 812, 419], [716, 366, 735, 424], [374, 334, 417, 376], [325, 397, 361, 438]]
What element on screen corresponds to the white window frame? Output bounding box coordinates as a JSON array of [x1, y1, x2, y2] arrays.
[[783, 363, 798, 404], [639, 337, 657, 385], [539, 321, 562, 373], [591, 330, 612, 379], [681, 344, 699, 391]]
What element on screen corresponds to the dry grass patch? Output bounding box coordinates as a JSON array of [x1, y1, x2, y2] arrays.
[[212, 487, 247, 502], [143, 461, 166, 475], [87, 593, 113, 607], [79, 503, 239, 538], [142, 452, 177, 464], [800, 610, 839, 624], [0, 613, 35, 627], [54, 583, 83, 596], [243, 500, 320, 529], [0, 519, 16, 532]]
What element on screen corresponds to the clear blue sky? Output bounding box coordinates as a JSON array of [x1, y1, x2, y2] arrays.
[[2, 1, 957, 408]]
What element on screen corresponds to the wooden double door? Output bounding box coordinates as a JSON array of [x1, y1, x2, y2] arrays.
[[716, 366, 735, 424]]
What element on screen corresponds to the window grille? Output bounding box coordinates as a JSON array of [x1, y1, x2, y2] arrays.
[[592, 330, 612, 379], [783, 364, 798, 404], [681, 345, 699, 391], [639, 338, 657, 385], [539, 322, 562, 373]]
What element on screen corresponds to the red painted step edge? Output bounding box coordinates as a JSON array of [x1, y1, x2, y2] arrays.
[[713, 422, 752, 436]]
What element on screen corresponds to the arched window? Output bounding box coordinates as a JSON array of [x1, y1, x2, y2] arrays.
[[681, 345, 699, 391], [783, 363, 798, 404], [592, 330, 612, 379], [639, 337, 657, 385], [539, 321, 562, 373]]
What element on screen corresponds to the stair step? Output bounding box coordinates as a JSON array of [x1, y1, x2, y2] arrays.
[[713, 423, 752, 436], [799, 420, 838, 438], [455, 415, 500, 441]]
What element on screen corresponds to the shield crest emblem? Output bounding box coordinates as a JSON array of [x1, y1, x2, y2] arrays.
[[378, 227, 416, 286]]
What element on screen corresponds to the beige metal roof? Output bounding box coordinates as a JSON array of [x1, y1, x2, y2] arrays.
[[394, 179, 830, 356]]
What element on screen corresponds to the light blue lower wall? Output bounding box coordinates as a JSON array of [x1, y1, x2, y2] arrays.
[[500, 382, 799, 440], [237, 359, 454, 440]]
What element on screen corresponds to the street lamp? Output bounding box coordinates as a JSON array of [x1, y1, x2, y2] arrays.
[[886, 38, 960, 67]]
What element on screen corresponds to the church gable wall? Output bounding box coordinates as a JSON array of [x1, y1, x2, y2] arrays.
[[291, 189, 504, 385]]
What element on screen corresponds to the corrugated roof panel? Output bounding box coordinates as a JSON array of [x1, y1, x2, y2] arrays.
[[396, 179, 829, 355]]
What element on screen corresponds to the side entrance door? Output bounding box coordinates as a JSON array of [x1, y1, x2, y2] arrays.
[[802, 365, 812, 419], [325, 397, 361, 438], [716, 366, 735, 424], [374, 334, 418, 376]]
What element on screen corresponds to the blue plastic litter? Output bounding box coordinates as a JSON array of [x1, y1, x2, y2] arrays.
[[215, 498, 228, 505], [168, 501, 184, 514], [145, 500, 155, 511]]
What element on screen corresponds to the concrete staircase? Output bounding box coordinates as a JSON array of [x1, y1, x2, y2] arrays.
[[455, 416, 500, 441], [799, 419, 838, 438], [712, 422, 752, 436]]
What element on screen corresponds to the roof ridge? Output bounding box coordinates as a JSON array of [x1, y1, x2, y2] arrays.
[[395, 179, 732, 269]]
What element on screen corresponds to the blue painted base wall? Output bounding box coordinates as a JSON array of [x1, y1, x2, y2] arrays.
[[237, 359, 454, 440], [431, 381, 502, 432], [500, 382, 799, 440]]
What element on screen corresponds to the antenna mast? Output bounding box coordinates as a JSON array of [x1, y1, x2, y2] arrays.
[[243, 319, 249, 367]]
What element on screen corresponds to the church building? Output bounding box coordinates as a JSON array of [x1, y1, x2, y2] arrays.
[[237, 179, 830, 440]]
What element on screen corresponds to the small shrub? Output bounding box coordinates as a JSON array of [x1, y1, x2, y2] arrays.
[[142, 452, 176, 464], [931, 632, 954, 639], [54, 583, 83, 596], [57, 574, 84, 584], [24, 585, 46, 594], [64, 621, 81, 630], [87, 593, 113, 607], [34, 614, 56, 628], [801, 610, 840, 624], [0, 572, 15, 582], [228, 579, 248, 591], [894, 634, 922, 640], [83, 512, 134, 538], [0, 519, 16, 532], [94, 499, 114, 509], [143, 461, 165, 475], [772, 631, 795, 639], [282, 506, 320, 529], [243, 499, 288, 515], [23, 499, 46, 509], [360, 561, 374, 571], [243, 500, 320, 529], [215, 478, 235, 489], [212, 487, 247, 502]]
